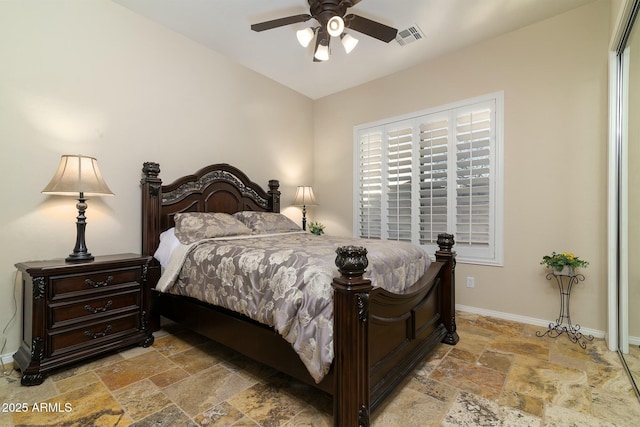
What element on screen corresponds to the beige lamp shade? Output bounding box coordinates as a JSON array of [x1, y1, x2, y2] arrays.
[[42, 155, 114, 197], [292, 186, 317, 206]]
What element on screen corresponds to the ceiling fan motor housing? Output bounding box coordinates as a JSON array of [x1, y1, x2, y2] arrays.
[[310, 0, 348, 28]]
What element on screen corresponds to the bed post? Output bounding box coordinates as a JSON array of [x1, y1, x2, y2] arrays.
[[268, 179, 281, 213], [141, 162, 162, 257], [332, 246, 373, 427], [141, 162, 162, 331], [435, 233, 459, 345]]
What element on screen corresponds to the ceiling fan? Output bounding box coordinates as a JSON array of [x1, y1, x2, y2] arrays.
[[251, 0, 398, 62]]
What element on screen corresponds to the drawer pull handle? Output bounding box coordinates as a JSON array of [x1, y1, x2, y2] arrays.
[[84, 325, 112, 340], [84, 276, 113, 288], [84, 300, 113, 314]]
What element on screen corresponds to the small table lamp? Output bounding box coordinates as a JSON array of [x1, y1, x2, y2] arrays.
[[42, 155, 114, 262], [292, 186, 317, 231]]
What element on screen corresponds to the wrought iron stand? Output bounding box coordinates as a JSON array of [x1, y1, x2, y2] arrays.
[[536, 271, 594, 349]]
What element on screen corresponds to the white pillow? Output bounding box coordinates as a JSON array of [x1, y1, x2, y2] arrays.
[[154, 227, 181, 268]]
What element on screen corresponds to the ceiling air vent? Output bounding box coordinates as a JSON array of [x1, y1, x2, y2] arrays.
[[395, 25, 424, 46]]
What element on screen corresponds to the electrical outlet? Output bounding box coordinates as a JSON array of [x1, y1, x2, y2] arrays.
[[466, 276, 475, 288]]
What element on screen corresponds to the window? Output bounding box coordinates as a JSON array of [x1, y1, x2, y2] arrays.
[[354, 92, 503, 265]]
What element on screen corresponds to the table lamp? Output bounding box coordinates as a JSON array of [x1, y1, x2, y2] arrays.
[[42, 155, 113, 262], [292, 186, 317, 231]]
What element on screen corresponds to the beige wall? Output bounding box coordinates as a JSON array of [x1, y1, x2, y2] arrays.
[[313, 0, 610, 331], [611, 0, 624, 45], [0, 1, 313, 356]]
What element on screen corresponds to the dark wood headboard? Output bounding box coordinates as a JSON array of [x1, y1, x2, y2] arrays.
[[140, 162, 281, 259]]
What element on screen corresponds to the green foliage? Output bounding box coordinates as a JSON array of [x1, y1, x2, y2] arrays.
[[308, 221, 325, 235], [540, 251, 589, 271]]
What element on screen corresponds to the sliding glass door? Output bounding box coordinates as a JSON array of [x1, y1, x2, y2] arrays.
[[614, 0, 640, 399]]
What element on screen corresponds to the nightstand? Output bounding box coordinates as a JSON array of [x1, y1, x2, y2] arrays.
[[14, 253, 154, 386]]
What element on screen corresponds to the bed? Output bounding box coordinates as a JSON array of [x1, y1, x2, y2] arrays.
[[140, 162, 458, 427]]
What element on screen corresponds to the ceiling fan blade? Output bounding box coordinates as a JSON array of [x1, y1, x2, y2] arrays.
[[344, 14, 397, 43], [251, 14, 312, 32]]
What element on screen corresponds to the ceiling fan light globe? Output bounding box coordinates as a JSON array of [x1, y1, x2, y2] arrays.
[[296, 27, 315, 47], [314, 44, 330, 61], [341, 33, 359, 54], [327, 16, 345, 37]]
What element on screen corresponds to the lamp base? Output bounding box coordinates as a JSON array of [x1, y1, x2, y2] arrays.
[[66, 193, 95, 263], [302, 205, 307, 231], [66, 252, 94, 263]]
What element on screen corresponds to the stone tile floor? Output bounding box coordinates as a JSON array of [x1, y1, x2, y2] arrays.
[[1, 311, 640, 426]]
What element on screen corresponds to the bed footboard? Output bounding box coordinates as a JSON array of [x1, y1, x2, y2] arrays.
[[331, 235, 457, 427]]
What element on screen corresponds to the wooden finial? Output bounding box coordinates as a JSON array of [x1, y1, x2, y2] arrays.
[[142, 162, 160, 178], [335, 246, 368, 279]]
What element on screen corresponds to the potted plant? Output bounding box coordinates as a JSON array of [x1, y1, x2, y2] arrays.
[[540, 251, 589, 276], [308, 221, 325, 235]]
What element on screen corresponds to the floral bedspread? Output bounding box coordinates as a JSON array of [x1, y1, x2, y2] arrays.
[[157, 232, 431, 382]]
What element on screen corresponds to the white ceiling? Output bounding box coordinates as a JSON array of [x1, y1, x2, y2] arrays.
[[113, 0, 594, 99]]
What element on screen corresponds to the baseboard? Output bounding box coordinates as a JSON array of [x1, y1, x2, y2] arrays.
[[456, 304, 606, 339], [0, 352, 14, 370]]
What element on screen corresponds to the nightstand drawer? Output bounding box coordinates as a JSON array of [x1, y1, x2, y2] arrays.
[[49, 312, 140, 357], [49, 288, 141, 328], [50, 268, 140, 300], [14, 254, 154, 385]]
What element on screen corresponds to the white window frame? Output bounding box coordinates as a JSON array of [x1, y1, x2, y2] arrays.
[[353, 92, 504, 266]]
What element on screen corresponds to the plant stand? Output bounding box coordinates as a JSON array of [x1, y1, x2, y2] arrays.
[[536, 271, 594, 349]]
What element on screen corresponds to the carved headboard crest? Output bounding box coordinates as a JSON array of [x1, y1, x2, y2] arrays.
[[141, 162, 280, 259], [163, 169, 270, 209]]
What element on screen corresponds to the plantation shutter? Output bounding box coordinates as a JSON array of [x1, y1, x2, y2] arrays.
[[455, 106, 493, 250], [357, 128, 383, 239], [418, 115, 450, 245], [386, 123, 414, 242], [354, 93, 502, 265]]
